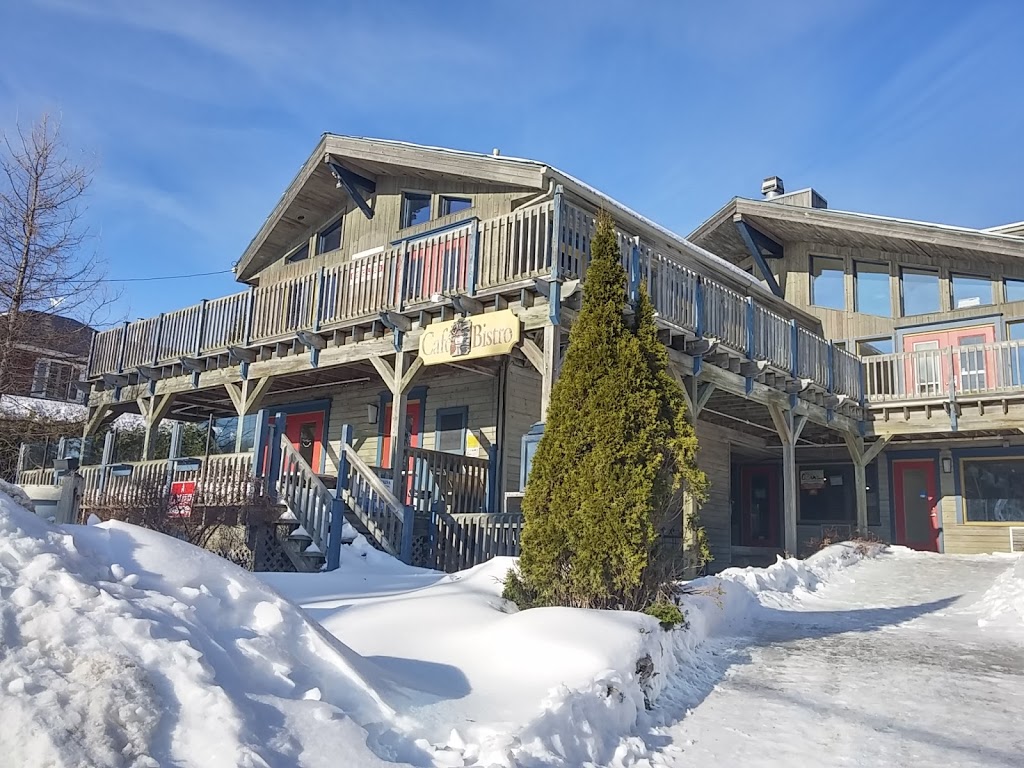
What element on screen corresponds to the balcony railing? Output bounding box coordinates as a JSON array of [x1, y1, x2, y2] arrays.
[[864, 339, 1024, 404], [86, 197, 864, 408]]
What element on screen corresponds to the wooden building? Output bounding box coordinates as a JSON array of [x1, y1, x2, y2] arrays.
[[691, 177, 1024, 557], [22, 137, 980, 572]]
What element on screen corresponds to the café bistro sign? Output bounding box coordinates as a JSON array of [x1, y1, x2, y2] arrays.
[[419, 309, 521, 365]]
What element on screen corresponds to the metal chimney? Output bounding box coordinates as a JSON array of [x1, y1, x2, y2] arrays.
[[761, 176, 785, 199]]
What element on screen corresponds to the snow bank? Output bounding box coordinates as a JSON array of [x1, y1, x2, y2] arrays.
[[0, 490, 428, 768], [976, 555, 1024, 630]]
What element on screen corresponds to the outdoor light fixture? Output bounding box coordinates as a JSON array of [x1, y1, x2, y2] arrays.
[[173, 458, 202, 473], [941, 457, 953, 474], [367, 403, 379, 424], [109, 464, 134, 477], [53, 458, 80, 474]]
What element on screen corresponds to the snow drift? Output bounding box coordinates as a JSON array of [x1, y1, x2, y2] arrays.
[[976, 554, 1024, 630], [0, 490, 425, 768]]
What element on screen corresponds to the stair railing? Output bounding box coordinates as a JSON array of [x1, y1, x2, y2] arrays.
[[276, 435, 334, 561]]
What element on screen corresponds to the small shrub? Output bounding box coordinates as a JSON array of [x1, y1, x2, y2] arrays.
[[501, 566, 537, 609], [644, 600, 685, 630]]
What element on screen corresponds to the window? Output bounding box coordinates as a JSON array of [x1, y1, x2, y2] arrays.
[[798, 462, 880, 525], [854, 261, 890, 316], [810, 256, 845, 310], [238, 414, 258, 453], [901, 268, 940, 316], [857, 337, 893, 356], [401, 192, 432, 229], [440, 196, 471, 217], [1009, 321, 1024, 341], [961, 457, 1024, 523], [435, 408, 467, 455], [31, 359, 77, 401], [317, 218, 342, 254], [285, 242, 309, 263], [951, 273, 993, 309], [1006, 278, 1024, 303]]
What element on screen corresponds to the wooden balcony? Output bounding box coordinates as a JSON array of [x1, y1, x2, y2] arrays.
[[84, 198, 865, 430]]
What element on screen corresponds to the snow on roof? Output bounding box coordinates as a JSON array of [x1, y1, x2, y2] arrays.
[[0, 395, 87, 423]]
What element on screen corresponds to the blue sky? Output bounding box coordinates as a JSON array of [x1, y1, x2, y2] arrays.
[[2, 0, 1022, 325]]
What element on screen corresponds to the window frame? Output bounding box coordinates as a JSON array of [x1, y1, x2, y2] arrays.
[[950, 272, 994, 310], [809, 255, 846, 310], [1005, 277, 1024, 304], [434, 406, 469, 455], [853, 260, 891, 317], [439, 196, 472, 217], [316, 216, 343, 255], [900, 266, 941, 317], [285, 241, 310, 263], [31, 357, 78, 401], [400, 190, 433, 229], [959, 455, 1024, 525]]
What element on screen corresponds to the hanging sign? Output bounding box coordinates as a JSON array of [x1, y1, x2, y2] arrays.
[[168, 480, 196, 518], [419, 309, 521, 365], [800, 469, 826, 491]]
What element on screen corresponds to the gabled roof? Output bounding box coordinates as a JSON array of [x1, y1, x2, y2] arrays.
[[233, 135, 811, 323], [690, 196, 1024, 265]]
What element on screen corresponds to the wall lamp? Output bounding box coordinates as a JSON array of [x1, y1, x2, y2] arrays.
[[941, 456, 953, 474], [109, 463, 134, 477], [173, 458, 202, 473], [367, 403, 379, 424]]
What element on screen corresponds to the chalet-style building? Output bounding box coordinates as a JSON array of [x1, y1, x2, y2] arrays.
[[691, 177, 1024, 557], [1, 311, 92, 403], [16, 138, 1024, 571]]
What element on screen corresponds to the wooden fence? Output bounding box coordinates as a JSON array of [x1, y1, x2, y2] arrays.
[[431, 512, 524, 572]]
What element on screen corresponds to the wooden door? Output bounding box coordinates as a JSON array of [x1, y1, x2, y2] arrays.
[[893, 459, 939, 552], [739, 465, 780, 547], [285, 411, 325, 472]]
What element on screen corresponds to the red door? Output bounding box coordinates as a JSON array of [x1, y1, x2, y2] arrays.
[[902, 324, 996, 396], [893, 459, 939, 552], [381, 401, 422, 503], [266, 411, 325, 473], [739, 465, 780, 547]]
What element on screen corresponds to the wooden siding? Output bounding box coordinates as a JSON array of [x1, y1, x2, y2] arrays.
[[319, 366, 499, 475], [776, 240, 1024, 344], [501, 362, 542, 495], [256, 175, 534, 285], [694, 421, 733, 569]]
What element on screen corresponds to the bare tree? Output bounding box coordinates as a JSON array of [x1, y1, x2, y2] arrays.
[[0, 113, 116, 395]]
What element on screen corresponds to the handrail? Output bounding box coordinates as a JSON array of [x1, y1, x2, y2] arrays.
[[340, 442, 405, 556], [432, 511, 524, 572], [864, 339, 1024, 404], [84, 197, 869, 416], [277, 436, 332, 556]]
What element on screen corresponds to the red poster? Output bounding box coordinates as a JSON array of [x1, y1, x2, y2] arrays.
[[168, 480, 196, 518]]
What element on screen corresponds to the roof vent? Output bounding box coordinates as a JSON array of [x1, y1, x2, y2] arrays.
[[492, 148, 501, 157], [761, 176, 784, 199]]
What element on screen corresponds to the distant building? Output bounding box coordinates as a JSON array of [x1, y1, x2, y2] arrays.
[[0, 311, 94, 402]]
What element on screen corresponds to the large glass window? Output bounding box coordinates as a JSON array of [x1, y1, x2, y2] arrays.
[[440, 196, 471, 217], [436, 409, 467, 454], [962, 457, 1024, 523], [857, 337, 893, 356], [810, 256, 845, 310], [1005, 278, 1024, 303], [401, 192, 431, 228], [901, 268, 940, 316], [798, 462, 880, 525], [317, 218, 342, 254], [952, 273, 993, 309], [854, 261, 890, 316]]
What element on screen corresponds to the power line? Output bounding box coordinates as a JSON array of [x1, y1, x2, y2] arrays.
[[101, 269, 233, 283]]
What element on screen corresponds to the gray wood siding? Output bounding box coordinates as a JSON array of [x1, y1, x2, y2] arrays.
[[255, 175, 534, 285], [694, 421, 733, 570], [501, 362, 542, 496], [773, 240, 1024, 345]]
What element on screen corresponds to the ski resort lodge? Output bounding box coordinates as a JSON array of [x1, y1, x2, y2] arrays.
[[17, 136, 1024, 570]]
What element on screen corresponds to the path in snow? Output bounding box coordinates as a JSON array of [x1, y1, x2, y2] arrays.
[[647, 551, 1024, 768]]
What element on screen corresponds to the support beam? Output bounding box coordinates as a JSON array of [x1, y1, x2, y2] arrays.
[[540, 324, 561, 421], [399, 355, 424, 394], [519, 338, 545, 374], [369, 356, 396, 384], [328, 161, 375, 220], [224, 377, 273, 417], [84, 403, 112, 438], [734, 217, 783, 297], [769, 403, 807, 555], [137, 393, 176, 459], [843, 434, 893, 533]]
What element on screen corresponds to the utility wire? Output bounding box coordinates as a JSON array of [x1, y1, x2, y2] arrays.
[[86, 269, 234, 284]]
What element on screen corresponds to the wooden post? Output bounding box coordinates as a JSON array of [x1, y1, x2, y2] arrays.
[[540, 323, 560, 421], [843, 434, 892, 534], [55, 472, 84, 526], [327, 423, 353, 571], [769, 404, 806, 556]]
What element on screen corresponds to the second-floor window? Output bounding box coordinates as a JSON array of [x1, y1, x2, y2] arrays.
[[901, 267, 940, 316], [285, 242, 309, 263], [440, 196, 471, 217], [1006, 278, 1024, 303], [854, 261, 890, 316], [951, 273, 993, 309], [401, 192, 431, 229], [810, 255, 844, 310], [318, 218, 342, 254], [31, 359, 78, 401]]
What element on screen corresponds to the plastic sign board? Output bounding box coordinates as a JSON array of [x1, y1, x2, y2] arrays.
[[168, 480, 196, 518], [419, 310, 521, 365]]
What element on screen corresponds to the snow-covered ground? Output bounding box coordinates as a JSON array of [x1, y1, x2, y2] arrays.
[[2, 483, 1022, 767]]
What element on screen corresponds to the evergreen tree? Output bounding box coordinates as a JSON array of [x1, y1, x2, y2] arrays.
[[513, 212, 707, 610]]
